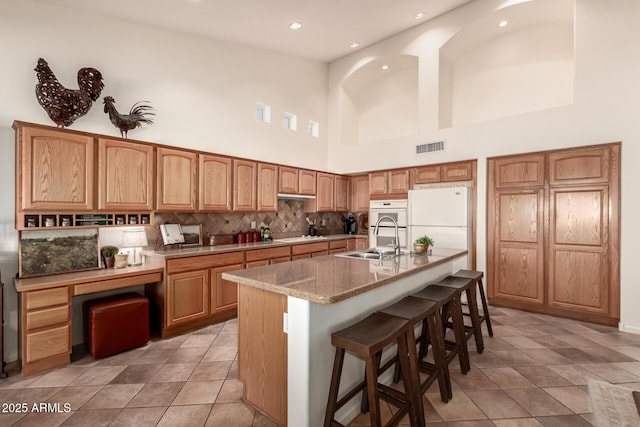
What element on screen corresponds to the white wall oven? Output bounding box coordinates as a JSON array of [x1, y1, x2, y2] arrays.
[[369, 200, 408, 249]]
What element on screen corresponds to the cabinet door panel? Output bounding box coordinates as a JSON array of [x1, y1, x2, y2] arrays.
[[257, 163, 278, 212], [388, 169, 409, 194], [99, 138, 153, 210], [369, 172, 388, 195], [299, 170, 316, 195], [233, 159, 257, 211], [316, 172, 334, 212], [494, 154, 545, 188], [548, 187, 609, 314], [279, 166, 298, 194], [549, 147, 610, 186], [25, 324, 70, 363], [156, 147, 198, 211], [413, 166, 440, 185], [334, 175, 349, 212], [350, 175, 369, 212], [20, 126, 94, 211], [167, 270, 209, 326], [211, 263, 243, 313], [199, 154, 232, 211], [442, 162, 473, 182]]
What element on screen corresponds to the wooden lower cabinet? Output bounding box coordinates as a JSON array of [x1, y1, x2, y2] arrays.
[[20, 286, 71, 376], [238, 285, 287, 426], [211, 263, 243, 314], [329, 239, 347, 254], [487, 144, 620, 326], [355, 237, 369, 250], [166, 269, 210, 327], [291, 242, 329, 260]]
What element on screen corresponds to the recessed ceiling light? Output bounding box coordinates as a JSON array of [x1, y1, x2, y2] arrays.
[[499, 20, 508, 27], [350, 42, 360, 48], [289, 22, 302, 30], [414, 11, 426, 19], [382, 65, 389, 70]]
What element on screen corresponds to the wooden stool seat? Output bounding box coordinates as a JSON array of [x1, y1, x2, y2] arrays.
[[411, 284, 471, 374], [452, 270, 493, 337], [378, 296, 452, 406], [437, 275, 485, 353], [325, 312, 419, 427]]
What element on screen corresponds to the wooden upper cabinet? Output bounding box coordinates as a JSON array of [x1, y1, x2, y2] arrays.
[[493, 154, 545, 189], [98, 138, 153, 211], [17, 124, 94, 211], [199, 154, 232, 211], [257, 163, 278, 211], [233, 159, 257, 211], [370, 169, 409, 197], [350, 174, 370, 212], [334, 175, 349, 212], [299, 169, 316, 195], [316, 172, 335, 212], [413, 165, 441, 185], [548, 146, 611, 186], [278, 166, 298, 194], [156, 147, 198, 211], [442, 161, 473, 182]]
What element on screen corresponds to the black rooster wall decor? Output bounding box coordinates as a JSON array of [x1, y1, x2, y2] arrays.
[[34, 58, 104, 128], [103, 96, 155, 138]]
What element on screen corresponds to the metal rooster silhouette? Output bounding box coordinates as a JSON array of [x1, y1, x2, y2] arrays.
[[103, 96, 155, 138], [34, 58, 104, 127]]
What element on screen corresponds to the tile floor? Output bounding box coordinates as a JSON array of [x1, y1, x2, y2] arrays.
[[0, 306, 639, 426]]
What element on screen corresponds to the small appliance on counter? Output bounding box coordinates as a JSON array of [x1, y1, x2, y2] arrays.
[[160, 224, 185, 245], [344, 213, 356, 235]]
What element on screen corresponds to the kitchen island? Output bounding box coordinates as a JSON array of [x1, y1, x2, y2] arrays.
[[222, 247, 467, 427]]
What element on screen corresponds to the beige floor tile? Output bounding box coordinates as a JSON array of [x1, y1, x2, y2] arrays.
[[47, 385, 103, 410], [614, 361, 640, 377], [28, 367, 89, 388], [189, 361, 232, 381], [481, 367, 537, 389], [192, 323, 224, 335], [130, 349, 177, 365], [466, 389, 530, 419], [82, 383, 144, 409], [12, 387, 64, 405], [201, 346, 237, 362], [449, 368, 499, 391], [500, 336, 547, 350], [227, 360, 239, 379], [166, 347, 208, 364], [109, 406, 167, 427], [148, 363, 197, 383], [127, 382, 184, 407], [59, 408, 121, 426], [149, 334, 189, 349], [505, 388, 573, 416], [172, 380, 224, 405], [205, 402, 254, 426], [520, 349, 574, 365], [109, 364, 162, 384], [213, 332, 238, 347], [543, 386, 592, 414], [493, 418, 544, 427], [580, 362, 640, 383], [180, 334, 218, 348], [581, 332, 640, 346], [426, 390, 487, 421], [547, 364, 607, 385], [0, 373, 43, 389], [216, 378, 244, 402], [468, 351, 508, 368], [96, 349, 145, 366], [612, 345, 640, 361], [11, 410, 73, 427], [513, 366, 573, 387], [491, 350, 540, 367], [0, 412, 27, 425], [70, 365, 126, 386], [157, 403, 212, 427], [252, 411, 281, 427]]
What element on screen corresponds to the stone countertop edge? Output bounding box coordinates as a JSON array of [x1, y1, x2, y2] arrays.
[[222, 248, 467, 304], [143, 234, 365, 259]]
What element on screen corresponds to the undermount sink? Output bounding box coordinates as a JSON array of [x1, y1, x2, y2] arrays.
[[338, 248, 408, 260]]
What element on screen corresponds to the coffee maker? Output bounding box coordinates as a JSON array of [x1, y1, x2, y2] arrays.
[[344, 213, 356, 235]]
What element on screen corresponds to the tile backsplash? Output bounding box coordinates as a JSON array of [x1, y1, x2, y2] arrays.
[[152, 200, 351, 248]]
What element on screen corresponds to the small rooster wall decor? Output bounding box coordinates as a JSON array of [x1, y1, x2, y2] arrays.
[[103, 96, 155, 138], [34, 58, 104, 127]]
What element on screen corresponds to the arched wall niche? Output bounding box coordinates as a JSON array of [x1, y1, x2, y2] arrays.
[[340, 54, 419, 145], [439, 0, 575, 128]]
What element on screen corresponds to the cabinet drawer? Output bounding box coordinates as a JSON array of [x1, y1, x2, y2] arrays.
[[25, 324, 70, 363], [167, 251, 244, 274], [329, 239, 347, 250], [245, 246, 290, 263], [25, 287, 69, 310], [26, 305, 70, 330], [291, 242, 329, 256]]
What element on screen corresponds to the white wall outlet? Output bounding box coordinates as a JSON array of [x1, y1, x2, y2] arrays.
[[283, 312, 289, 334], [251, 221, 256, 229]]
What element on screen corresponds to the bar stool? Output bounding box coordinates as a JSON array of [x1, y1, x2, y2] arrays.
[[411, 284, 470, 374], [377, 296, 452, 408], [436, 276, 485, 354], [451, 270, 493, 337], [324, 312, 419, 427]]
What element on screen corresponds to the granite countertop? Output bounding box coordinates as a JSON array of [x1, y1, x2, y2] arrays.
[[144, 233, 366, 259], [221, 247, 467, 304]]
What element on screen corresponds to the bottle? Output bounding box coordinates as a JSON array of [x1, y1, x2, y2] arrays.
[[263, 225, 270, 240], [260, 226, 265, 241]]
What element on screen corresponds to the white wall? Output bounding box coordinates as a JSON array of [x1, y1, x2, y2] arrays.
[[328, 0, 640, 333], [0, 0, 329, 362]]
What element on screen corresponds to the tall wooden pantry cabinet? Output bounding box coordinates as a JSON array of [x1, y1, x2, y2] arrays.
[[487, 143, 620, 326]]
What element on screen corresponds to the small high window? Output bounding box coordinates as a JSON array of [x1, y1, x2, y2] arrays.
[[284, 112, 297, 131], [307, 120, 320, 138], [256, 102, 271, 123]]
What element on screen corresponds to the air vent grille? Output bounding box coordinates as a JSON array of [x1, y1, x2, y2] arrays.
[[416, 140, 445, 155]]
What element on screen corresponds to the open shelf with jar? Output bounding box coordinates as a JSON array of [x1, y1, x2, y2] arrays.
[[20, 212, 153, 230]]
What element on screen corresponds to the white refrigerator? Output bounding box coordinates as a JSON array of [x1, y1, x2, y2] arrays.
[[408, 186, 472, 271]]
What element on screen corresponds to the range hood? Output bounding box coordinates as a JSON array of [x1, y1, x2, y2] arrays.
[[277, 193, 316, 201]]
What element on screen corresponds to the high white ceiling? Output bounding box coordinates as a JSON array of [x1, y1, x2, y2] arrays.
[[34, 0, 472, 62]]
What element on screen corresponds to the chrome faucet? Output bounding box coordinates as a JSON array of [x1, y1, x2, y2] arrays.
[[373, 215, 401, 256]]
